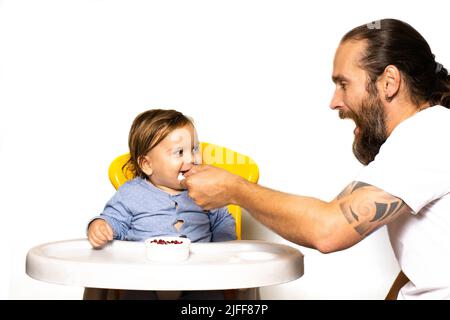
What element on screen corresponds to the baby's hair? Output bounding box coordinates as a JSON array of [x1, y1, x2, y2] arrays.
[[124, 109, 194, 178]]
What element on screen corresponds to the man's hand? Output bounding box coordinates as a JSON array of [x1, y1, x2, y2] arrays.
[[181, 164, 244, 210], [87, 219, 113, 248]]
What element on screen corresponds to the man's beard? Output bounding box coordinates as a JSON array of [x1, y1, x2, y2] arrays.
[[339, 91, 388, 165]]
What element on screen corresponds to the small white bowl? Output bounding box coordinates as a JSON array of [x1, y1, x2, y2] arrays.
[[144, 236, 191, 262]]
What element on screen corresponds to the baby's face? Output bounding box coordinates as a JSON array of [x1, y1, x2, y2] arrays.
[[144, 124, 200, 193]]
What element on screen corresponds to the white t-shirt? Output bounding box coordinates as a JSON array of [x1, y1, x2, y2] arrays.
[[356, 105, 450, 299]]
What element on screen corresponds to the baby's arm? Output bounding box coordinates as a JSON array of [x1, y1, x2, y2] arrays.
[[87, 190, 132, 247], [209, 206, 237, 242]]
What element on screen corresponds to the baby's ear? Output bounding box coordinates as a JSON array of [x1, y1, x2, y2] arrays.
[[139, 155, 153, 176]]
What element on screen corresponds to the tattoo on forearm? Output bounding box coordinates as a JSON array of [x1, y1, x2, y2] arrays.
[[337, 181, 407, 237]]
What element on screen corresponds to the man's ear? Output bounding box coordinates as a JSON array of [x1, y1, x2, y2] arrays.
[[139, 155, 153, 176], [381, 65, 401, 102]]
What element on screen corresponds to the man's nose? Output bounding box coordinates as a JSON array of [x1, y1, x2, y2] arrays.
[[329, 90, 344, 110]]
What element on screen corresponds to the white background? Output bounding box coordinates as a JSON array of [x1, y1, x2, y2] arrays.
[[1, 0, 449, 299]]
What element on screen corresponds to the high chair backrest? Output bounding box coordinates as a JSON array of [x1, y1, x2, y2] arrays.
[[107, 142, 259, 239]]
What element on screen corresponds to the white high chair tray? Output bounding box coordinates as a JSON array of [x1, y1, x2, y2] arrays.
[[26, 239, 304, 290]]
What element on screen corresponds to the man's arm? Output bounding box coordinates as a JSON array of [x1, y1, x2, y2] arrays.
[[183, 165, 411, 253]]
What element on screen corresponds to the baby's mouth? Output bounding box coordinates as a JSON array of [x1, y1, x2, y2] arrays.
[[178, 170, 188, 181]]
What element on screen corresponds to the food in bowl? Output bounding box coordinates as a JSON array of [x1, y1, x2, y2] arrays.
[[149, 239, 184, 245], [144, 236, 191, 262]]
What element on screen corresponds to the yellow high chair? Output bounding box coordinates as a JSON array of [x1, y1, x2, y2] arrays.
[[83, 143, 259, 300]]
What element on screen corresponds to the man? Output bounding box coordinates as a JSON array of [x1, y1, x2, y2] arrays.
[[181, 19, 450, 299]]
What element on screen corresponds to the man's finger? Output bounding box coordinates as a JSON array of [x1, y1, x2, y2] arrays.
[[183, 164, 208, 178], [182, 168, 195, 178]]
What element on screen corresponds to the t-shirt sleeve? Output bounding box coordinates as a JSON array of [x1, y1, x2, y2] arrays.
[[356, 120, 450, 214]]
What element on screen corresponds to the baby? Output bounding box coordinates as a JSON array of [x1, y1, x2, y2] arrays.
[[87, 109, 236, 299]]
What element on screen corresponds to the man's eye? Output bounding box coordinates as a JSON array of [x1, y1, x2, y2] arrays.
[[340, 82, 347, 90]]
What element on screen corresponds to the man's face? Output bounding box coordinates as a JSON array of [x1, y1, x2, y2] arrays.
[[330, 40, 388, 165]]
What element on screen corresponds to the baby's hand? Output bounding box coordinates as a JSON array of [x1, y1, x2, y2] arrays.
[[88, 219, 113, 248]]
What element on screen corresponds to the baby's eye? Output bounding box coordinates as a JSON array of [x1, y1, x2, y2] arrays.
[[192, 145, 199, 153], [173, 149, 184, 157]]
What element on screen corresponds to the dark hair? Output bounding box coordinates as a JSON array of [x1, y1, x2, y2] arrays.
[[342, 19, 450, 108], [125, 109, 194, 178]]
